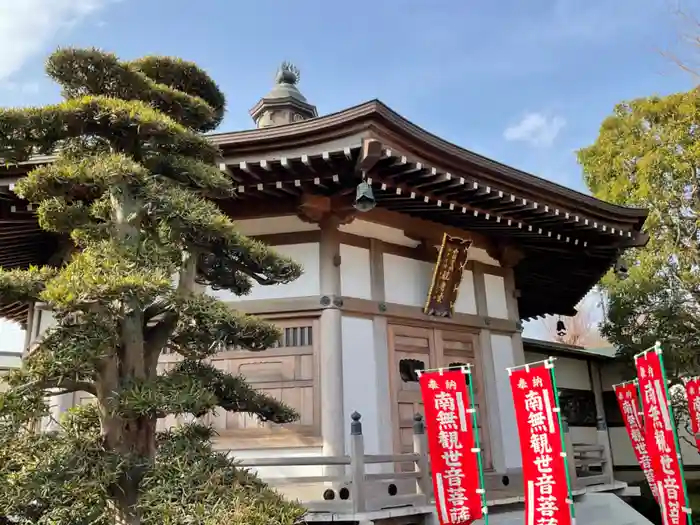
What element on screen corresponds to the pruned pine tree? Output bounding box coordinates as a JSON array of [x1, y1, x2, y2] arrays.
[[0, 48, 306, 525]]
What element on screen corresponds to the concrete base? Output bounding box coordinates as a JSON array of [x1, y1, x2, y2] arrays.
[[304, 493, 653, 525], [472, 493, 653, 525]]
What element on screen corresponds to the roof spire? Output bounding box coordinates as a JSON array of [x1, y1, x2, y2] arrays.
[[250, 62, 317, 129], [276, 61, 300, 85]]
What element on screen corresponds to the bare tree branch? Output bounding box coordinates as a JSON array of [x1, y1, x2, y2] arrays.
[[541, 295, 609, 348]]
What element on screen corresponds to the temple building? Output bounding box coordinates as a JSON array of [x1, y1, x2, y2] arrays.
[[0, 65, 653, 522]]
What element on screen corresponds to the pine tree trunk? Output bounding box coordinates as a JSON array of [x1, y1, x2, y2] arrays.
[[113, 504, 140, 525], [110, 487, 141, 525]]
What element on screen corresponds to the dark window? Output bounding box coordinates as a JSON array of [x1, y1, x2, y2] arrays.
[[276, 326, 313, 347], [557, 388, 597, 427], [447, 362, 471, 385], [602, 391, 625, 427], [399, 359, 425, 382]]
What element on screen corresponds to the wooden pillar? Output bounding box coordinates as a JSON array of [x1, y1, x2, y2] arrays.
[[503, 266, 525, 366], [23, 301, 34, 354], [319, 217, 345, 460], [473, 265, 506, 473], [369, 238, 393, 459], [589, 361, 615, 483]]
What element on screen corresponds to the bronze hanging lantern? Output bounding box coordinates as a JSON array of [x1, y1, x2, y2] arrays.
[[353, 180, 376, 212]]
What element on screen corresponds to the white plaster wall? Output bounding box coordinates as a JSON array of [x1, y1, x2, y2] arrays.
[[36, 308, 57, 336], [340, 219, 420, 248], [383, 254, 431, 307], [484, 274, 509, 319], [524, 352, 591, 391], [30, 308, 76, 430], [454, 270, 477, 315], [491, 333, 521, 469], [0, 352, 21, 393], [0, 352, 20, 370], [609, 417, 700, 467], [340, 316, 383, 464], [340, 219, 500, 268], [234, 216, 319, 236], [555, 357, 591, 391], [220, 446, 327, 500], [527, 351, 590, 388], [340, 244, 372, 300], [206, 243, 320, 302], [381, 254, 478, 315], [221, 446, 324, 479]]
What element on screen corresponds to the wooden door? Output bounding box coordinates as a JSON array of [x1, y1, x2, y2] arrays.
[[388, 324, 491, 471], [388, 324, 437, 471], [435, 329, 492, 469]]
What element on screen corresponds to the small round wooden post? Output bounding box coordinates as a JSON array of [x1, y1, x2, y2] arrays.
[[349, 412, 366, 512], [412, 413, 432, 500]]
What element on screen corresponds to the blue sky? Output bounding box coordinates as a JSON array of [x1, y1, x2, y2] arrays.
[[0, 0, 696, 350]]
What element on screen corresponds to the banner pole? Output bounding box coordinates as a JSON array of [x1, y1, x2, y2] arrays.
[[612, 378, 639, 389], [635, 376, 647, 427], [506, 358, 552, 374], [633, 343, 659, 360], [655, 342, 693, 525], [547, 357, 577, 524], [465, 365, 489, 525]]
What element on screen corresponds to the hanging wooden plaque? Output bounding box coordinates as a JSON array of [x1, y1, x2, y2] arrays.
[[423, 233, 471, 318]]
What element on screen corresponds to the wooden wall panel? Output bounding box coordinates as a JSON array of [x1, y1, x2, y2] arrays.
[[158, 317, 320, 448]]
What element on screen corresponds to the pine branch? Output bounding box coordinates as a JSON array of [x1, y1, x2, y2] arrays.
[[138, 180, 303, 292], [172, 360, 299, 424], [112, 371, 218, 419], [0, 96, 218, 165], [17, 377, 97, 397], [0, 266, 57, 303], [168, 294, 282, 359]]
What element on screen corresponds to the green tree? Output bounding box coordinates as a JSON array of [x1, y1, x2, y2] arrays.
[[577, 88, 700, 384], [0, 48, 305, 525]]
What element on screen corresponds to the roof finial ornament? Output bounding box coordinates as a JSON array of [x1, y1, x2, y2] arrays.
[[276, 61, 300, 85]]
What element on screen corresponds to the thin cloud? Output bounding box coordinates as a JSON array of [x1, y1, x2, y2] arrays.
[[2, 81, 40, 94], [503, 112, 566, 148], [0, 0, 115, 82]]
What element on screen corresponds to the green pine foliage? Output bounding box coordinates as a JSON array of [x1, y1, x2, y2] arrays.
[[0, 48, 305, 525], [578, 88, 700, 390]]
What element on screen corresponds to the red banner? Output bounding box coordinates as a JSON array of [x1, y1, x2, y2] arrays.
[[419, 369, 483, 524], [614, 383, 659, 501], [636, 350, 689, 525], [510, 364, 572, 525], [684, 377, 700, 452]]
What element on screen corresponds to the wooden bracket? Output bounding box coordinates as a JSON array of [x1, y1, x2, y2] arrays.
[[297, 192, 357, 225], [356, 139, 383, 173], [486, 244, 524, 268]]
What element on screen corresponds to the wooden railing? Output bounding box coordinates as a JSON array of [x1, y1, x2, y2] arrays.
[[237, 412, 617, 515], [237, 412, 433, 514]]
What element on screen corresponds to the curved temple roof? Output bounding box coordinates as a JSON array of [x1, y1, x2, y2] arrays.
[[0, 99, 648, 325], [210, 100, 648, 231]]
